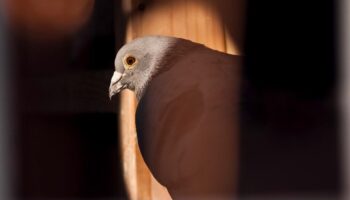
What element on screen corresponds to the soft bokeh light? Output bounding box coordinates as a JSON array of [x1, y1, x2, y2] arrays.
[[5, 0, 94, 38]]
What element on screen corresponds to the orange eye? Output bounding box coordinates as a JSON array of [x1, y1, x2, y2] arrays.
[[124, 56, 136, 68]]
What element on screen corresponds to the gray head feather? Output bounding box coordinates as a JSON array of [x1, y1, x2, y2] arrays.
[[109, 35, 200, 100]]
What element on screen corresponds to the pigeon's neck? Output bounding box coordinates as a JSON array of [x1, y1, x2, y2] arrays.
[[134, 39, 202, 101]]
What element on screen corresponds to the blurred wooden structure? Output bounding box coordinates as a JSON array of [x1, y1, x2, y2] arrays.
[[7, 0, 95, 39], [117, 0, 244, 199]]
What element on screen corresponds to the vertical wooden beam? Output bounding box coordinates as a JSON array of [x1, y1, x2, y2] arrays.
[[118, 0, 244, 199], [119, 90, 139, 200]]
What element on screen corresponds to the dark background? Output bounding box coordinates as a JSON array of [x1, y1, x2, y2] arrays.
[[240, 0, 339, 197], [8, 0, 339, 199], [11, 0, 128, 199]]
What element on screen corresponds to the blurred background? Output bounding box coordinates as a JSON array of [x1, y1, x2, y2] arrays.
[[0, 0, 343, 199], [3, 0, 127, 199]]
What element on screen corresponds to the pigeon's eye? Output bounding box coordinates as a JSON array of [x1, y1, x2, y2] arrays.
[[124, 56, 137, 69]]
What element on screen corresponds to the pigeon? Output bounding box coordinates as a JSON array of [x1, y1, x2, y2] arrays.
[[109, 35, 241, 199]]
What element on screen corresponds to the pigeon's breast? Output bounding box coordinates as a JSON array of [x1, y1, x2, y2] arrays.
[[135, 49, 241, 188]]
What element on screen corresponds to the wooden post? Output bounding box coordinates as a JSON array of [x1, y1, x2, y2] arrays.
[[118, 0, 244, 199]]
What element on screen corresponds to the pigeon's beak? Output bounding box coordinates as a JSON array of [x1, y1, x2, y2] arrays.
[[109, 71, 126, 99]]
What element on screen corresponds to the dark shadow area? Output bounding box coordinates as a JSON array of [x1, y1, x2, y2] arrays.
[[239, 0, 340, 198], [10, 0, 128, 199]]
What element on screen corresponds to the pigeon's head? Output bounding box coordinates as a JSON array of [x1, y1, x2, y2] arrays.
[[109, 36, 176, 99], [109, 35, 197, 100]]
